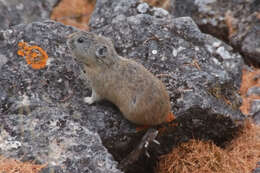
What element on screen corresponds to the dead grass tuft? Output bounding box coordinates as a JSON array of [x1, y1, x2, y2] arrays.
[[157, 120, 260, 173], [141, 0, 171, 10], [0, 156, 46, 173], [51, 0, 96, 30]]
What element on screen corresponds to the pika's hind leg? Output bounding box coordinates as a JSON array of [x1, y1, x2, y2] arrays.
[[84, 88, 102, 104]]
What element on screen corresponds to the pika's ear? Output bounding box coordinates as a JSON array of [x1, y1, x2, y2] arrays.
[[95, 45, 108, 58]]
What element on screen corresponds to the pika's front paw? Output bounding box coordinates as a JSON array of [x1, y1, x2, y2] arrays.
[[84, 97, 95, 105]]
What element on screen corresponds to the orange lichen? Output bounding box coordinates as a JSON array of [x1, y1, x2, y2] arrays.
[[17, 41, 48, 69]]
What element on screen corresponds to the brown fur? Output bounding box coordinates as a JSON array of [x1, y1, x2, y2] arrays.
[[67, 31, 171, 125]]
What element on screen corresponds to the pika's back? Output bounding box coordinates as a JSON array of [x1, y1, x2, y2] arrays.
[[67, 31, 171, 125]]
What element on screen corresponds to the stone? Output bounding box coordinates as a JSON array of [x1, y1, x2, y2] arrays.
[[168, 0, 260, 64], [250, 100, 260, 115], [247, 86, 260, 96], [253, 162, 260, 173], [90, 0, 245, 171], [0, 20, 122, 173], [0, 108, 121, 173], [0, 0, 59, 30], [0, 0, 247, 172]]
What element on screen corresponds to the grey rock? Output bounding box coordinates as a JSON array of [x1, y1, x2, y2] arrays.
[[168, 0, 260, 64], [0, 0, 246, 172], [253, 111, 260, 125], [0, 108, 121, 173], [240, 19, 260, 63], [0, 0, 59, 29], [247, 86, 260, 96], [137, 3, 149, 14], [0, 53, 7, 69], [250, 100, 260, 115], [253, 162, 260, 173], [0, 20, 122, 173], [90, 0, 244, 171]]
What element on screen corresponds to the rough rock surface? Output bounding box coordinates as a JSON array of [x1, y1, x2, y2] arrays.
[[0, 108, 121, 173], [168, 0, 260, 64], [0, 0, 247, 172], [90, 0, 245, 171], [0, 0, 59, 30], [0, 21, 122, 173], [254, 162, 260, 173]]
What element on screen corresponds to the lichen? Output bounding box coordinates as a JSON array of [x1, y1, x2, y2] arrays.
[[17, 41, 48, 69]]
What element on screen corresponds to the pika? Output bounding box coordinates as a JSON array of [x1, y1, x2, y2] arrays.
[[67, 31, 171, 125]]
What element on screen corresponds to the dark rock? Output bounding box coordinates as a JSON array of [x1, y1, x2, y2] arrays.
[[168, 0, 260, 64], [0, 108, 121, 173], [231, 11, 260, 64], [0, 0, 59, 30], [0, 0, 246, 172], [90, 0, 245, 171], [169, 0, 233, 42], [0, 20, 122, 173], [253, 111, 260, 125]]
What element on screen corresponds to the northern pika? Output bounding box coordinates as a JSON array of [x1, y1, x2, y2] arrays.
[[67, 31, 171, 125]]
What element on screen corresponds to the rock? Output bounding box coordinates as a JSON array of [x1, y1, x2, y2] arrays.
[[168, 0, 260, 64], [247, 86, 260, 96], [168, 0, 232, 41], [90, 0, 244, 171], [0, 53, 7, 68], [0, 20, 122, 173], [253, 111, 260, 125], [0, 108, 121, 173], [0, 0, 246, 172], [0, 0, 59, 30], [254, 162, 260, 173], [250, 100, 260, 116]]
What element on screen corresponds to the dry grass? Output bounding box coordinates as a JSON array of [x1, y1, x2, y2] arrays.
[[0, 156, 46, 173], [51, 0, 96, 30], [157, 120, 260, 173], [141, 0, 171, 9]]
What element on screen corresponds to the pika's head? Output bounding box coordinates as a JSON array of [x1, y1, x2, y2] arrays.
[[67, 31, 117, 67]]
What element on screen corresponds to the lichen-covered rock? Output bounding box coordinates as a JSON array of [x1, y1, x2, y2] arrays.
[[0, 21, 123, 173], [90, 0, 245, 171], [168, 0, 260, 64], [0, 0, 59, 30], [90, 0, 244, 120], [0, 0, 246, 172]]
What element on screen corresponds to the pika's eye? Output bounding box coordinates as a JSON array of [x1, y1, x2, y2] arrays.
[[77, 37, 84, 43]]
